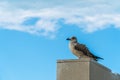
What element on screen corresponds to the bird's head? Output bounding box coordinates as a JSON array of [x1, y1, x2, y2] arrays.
[[66, 36, 77, 42]]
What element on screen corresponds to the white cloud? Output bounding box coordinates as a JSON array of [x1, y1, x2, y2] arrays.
[[0, 0, 120, 38]]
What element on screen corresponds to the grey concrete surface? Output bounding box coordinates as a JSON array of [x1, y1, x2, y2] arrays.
[[57, 58, 120, 80]]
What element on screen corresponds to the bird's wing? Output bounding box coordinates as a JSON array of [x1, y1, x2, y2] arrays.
[[74, 43, 103, 61], [74, 43, 94, 57]]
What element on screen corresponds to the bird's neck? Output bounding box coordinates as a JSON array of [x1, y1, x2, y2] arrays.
[[71, 40, 77, 43], [70, 41, 77, 46]]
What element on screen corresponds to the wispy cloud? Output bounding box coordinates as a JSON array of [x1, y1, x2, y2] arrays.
[[0, 0, 120, 38]]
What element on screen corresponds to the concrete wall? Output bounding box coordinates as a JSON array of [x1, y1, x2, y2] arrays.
[[57, 58, 120, 80], [112, 73, 120, 80], [89, 60, 112, 80]]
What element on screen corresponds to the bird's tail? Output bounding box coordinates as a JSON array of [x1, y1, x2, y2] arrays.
[[89, 52, 104, 61], [95, 56, 104, 60]]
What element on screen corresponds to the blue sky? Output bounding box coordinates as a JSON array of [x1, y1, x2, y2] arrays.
[[0, 0, 120, 80]]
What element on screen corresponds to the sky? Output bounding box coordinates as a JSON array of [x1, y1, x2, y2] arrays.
[[0, 0, 120, 80]]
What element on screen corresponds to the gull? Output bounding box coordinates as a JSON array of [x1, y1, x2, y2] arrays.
[[66, 36, 103, 61]]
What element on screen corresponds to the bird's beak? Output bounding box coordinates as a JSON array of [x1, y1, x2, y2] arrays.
[[66, 38, 71, 40]]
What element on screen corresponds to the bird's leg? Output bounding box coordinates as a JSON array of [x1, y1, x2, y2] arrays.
[[78, 56, 81, 59]]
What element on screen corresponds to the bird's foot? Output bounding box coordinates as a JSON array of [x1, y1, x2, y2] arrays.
[[78, 56, 81, 59]]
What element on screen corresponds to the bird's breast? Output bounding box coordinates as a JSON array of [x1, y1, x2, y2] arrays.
[[69, 43, 84, 57]]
